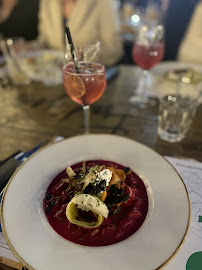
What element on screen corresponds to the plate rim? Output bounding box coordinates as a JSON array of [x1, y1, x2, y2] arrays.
[[0, 134, 191, 270], [17, 49, 64, 83]]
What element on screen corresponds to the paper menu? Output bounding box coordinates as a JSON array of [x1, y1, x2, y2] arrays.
[[0, 156, 202, 268], [163, 156, 202, 269]]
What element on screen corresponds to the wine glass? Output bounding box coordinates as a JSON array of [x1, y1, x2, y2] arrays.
[[129, 23, 165, 108], [63, 43, 106, 134]]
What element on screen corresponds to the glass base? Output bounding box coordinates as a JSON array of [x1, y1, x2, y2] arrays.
[[158, 128, 186, 143], [128, 95, 156, 109]]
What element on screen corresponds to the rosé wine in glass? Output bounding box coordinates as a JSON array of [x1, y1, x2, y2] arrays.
[[129, 24, 165, 108], [132, 42, 164, 70], [63, 62, 106, 106], [63, 43, 106, 134]]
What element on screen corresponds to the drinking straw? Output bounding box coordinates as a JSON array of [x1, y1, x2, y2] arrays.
[[65, 26, 80, 72]]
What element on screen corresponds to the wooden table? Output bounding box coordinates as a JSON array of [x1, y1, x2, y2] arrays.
[[0, 64, 202, 269]]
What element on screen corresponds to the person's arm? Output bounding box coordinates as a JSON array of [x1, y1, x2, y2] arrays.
[[98, 0, 124, 66], [178, 2, 202, 63], [37, 0, 50, 47], [0, 0, 18, 23], [37, 0, 64, 49]]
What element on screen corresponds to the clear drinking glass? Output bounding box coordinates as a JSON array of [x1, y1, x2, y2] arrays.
[[129, 23, 165, 108], [158, 91, 199, 143], [0, 38, 31, 86], [63, 43, 106, 134]]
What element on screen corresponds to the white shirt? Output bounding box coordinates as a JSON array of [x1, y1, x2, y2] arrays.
[[38, 0, 123, 66]]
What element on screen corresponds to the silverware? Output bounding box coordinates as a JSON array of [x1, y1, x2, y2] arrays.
[[0, 140, 45, 192], [0, 150, 21, 166]]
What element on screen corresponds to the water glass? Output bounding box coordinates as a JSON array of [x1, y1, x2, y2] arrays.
[[0, 38, 31, 86], [158, 93, 199, 143]]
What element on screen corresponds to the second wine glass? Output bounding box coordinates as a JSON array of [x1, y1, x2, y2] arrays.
[[63, 43, 106, 134], [129, 24, 165, 108]]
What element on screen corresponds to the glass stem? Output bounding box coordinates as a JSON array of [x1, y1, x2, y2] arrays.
[[139, 69, 149, 98], [83, 105, 90, 134]]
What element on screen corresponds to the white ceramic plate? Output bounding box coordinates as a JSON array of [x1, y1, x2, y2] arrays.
[[1, 134, 190, 270], [152, 61, 202, 76], [147, 61, 202, 99], [17, 49, 64, 85]]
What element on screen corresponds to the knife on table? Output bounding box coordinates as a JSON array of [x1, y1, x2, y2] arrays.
[[0, 138, 64, 233], [0, 150, 21, 167], [0, 141, 45, 233], [0, 141, 45, 192], [0, 158, 22, 192]]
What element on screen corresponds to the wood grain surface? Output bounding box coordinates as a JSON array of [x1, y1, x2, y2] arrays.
[[0, 64, 202, 269]]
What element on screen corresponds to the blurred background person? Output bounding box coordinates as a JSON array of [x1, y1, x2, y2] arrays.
[[0, 0, 39, 40], [163, 0, 198, 61], [0, 0, 18, 23], [37, 0, 124, 66], [177, 0, 202, 63]]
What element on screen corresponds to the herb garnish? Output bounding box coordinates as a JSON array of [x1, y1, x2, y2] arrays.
[[113, 207, 122, 216]]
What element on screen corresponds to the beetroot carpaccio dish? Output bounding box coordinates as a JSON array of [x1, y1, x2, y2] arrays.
[[43, 160, 148, 246]]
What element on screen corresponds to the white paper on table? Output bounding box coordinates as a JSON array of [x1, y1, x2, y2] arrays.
[[164, 156, 202, 269], [133, 62, 202, 103], [0, 156, 202, 266]]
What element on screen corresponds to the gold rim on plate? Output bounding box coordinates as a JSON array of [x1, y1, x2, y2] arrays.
[[0, 134, 191, 270]]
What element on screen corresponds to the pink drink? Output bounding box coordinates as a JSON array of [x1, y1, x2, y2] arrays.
[[63, 62, 106, 106], [132, 42, 164, 70]]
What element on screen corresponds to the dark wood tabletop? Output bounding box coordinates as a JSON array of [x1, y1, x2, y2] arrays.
[[1, 64, 202, 162], [0, 64, 202, 269]]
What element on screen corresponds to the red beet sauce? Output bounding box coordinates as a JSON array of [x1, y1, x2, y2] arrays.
[[43, 160, 148, 246]]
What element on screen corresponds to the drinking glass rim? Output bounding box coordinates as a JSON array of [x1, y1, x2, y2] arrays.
[[63, 61, 105, 76], [159, 94, 199, 107], [65, 42, 101, 50]]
